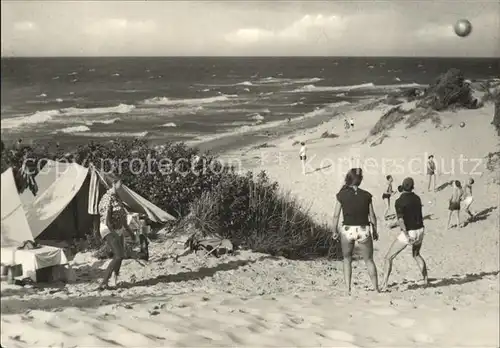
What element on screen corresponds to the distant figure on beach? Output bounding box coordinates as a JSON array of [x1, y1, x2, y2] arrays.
[[332, 168, 380, 294], [287, 117, 291, 123], [426, 155, 437, 192], [447, 180, 464, 229], [382, 175, 395, 219], [381, 177, 428, 290], [97, 179, 136, 290], [15, 138, 23, 150], [344, 118, 350, 133], [462, 178, 475, 221], [299, 142, 307, 175], [349, 118, 355, 128]]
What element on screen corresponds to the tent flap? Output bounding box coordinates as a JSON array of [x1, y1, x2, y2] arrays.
[[1, 168, 34, 247]]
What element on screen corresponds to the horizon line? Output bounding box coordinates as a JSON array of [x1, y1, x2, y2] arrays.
[[1, 55, 498, 59]]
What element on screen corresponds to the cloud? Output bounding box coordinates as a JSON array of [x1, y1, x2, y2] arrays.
[[225, 14, 346, 45], [414, 23, 455, 41], [13, 21, 36, 31], [84, 18, 157, 35]]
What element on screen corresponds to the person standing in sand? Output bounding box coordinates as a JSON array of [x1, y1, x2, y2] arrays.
[[447, 180, 464, 229], [382, 175, 396, 219], [299, 142, 307, 175], [344, 118, 350, 133], [97, 179, 136, 290], [462, 178, 475, 222], [381, 178, 428, 290], [426, 155, 437, 192], [332, 168, 380, 294], [349, 118, 355, 129]]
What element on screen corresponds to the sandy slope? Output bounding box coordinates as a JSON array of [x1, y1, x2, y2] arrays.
[[2, 102, 499, 347]]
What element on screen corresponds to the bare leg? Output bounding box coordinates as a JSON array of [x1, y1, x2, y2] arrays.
[[447, 210, 453, 229], [384, 198, 390, 218], [358, 237, 380, 292], [432, 175, 436, 192], [100, 232, 125, 289], [456, 210, 461, 228], [301, 160, 306, 175], [380, 238, 407, 291], [427, 175, 431, 191], [412, 243, 428, 285], [340, 234, 355, 295]]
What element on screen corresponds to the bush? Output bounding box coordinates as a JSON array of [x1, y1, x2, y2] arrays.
[[418, 68, 476, 111], [369, 106, 413, 136], [73, 139, 233, 218], [405, 109, 442, 129], [492, 97, 500, 136], [320, 131, 339, 139], [183, 171, 338, 260], [2, 138, 338, 260], [0, 142, 56, 195]]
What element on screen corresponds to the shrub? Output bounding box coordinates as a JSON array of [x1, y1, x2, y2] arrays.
[[492, 95, 500, 136], [0, 142, 56, 195], [369, 106, 413, 136], [405, 109, 442, 129], [73, 139, 233, 218], [2, 138, 338, 260], [183, 171, 338, 260], [320, 131, 339, 139], [418, 68, 476, 111]]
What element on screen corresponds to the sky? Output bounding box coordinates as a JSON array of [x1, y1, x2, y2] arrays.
[[1, 1, 499, 57]]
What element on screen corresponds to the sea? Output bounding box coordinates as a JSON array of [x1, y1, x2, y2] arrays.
[[1, 57, 498, 153]]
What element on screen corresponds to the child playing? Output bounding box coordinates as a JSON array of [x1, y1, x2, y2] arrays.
[[299, 142, 307, 175], [382, 175, 395, 219], [447, 180, 464, 229], [462, 177, 475, 221]]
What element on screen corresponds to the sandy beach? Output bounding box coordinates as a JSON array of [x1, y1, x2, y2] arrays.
[[2, 102, 499, 347]]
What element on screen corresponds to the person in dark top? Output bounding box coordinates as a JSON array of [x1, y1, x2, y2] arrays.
[[381, 177, 428, 291], [332, 168, 379, 294], [426, 155, 437, 192]]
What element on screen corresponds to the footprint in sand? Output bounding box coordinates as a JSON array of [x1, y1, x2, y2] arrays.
[[413, 332, 434, 344], [322, 330, 355, 342], [390, 318, 415, 328], [367, 307, 399, 316]]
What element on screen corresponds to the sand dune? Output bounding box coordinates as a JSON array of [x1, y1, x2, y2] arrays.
[[2, 102, 499, 347]]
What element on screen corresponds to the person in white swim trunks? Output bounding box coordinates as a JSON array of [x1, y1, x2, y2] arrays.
[[381, 177, 428, 291], [332, 168, 380, 294], [462, 177, 475, 221]]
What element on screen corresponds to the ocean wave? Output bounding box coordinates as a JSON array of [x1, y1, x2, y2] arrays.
[[142, 94, 237, 106], [1, 104, 134, 129], [55, 125, 91, 134], [219, 121, 255, 127], [289, 82, 423, 93], [85, 118, 120, 126], [74, 131, 149, 138], [250, 113, 265, 121], [256, 77, 323, 85], [188, 100, 351, 146], [161, 122, 177, 127], [196, 77, 323, 88]]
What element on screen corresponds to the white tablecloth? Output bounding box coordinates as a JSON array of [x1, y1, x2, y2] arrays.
[[1, 245, 68, 281]]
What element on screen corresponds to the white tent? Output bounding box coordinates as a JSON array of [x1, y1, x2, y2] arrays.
[[1, 168, 34, 247], [17, 160, 175, 246]]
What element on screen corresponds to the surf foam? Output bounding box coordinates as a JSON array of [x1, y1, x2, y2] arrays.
[[142, 95, 236, 106], [1, 104, 134, 129]]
